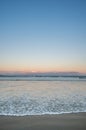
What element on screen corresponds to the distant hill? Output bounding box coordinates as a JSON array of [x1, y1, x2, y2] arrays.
[[0, 72, 86, 77]]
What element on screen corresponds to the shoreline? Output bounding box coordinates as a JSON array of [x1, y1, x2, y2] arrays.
[[0, 112, 86, 130], [0, 111, 86, 116]]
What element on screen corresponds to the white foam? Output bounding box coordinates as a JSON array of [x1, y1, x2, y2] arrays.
[[0, 79, 86, 116]]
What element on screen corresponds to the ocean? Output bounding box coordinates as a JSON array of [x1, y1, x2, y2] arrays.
[[0, 76, 86, 116]]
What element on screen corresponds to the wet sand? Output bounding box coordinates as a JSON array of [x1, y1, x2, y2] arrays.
[[0, 112, 86, 130]]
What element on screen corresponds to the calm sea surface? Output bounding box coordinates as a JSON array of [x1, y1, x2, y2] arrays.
[[0, 77, 86, 116]]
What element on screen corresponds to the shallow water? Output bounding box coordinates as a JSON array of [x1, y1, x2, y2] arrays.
[[0, 77, 86, 116]]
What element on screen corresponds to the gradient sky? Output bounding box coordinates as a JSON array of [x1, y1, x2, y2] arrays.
[[0, 0, 86, 73]]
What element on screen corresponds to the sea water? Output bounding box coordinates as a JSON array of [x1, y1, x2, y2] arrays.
[[0, 77, 86, 116]]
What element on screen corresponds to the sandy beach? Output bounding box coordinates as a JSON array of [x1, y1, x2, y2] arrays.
[[0, 112, 86, 130]]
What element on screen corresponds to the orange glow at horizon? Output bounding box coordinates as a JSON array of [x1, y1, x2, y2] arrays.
[[0, 65, 86, 73]]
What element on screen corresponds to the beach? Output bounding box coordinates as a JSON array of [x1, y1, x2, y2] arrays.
[[1, 0, 86, 129], [0, 78, 86, 130], [0, 112, 86, 130]]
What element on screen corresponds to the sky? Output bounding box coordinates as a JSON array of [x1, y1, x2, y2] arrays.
[[0, 0, 86, 73]]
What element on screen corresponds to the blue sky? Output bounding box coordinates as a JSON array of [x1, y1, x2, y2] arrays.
[[0, 0, 86, 73]]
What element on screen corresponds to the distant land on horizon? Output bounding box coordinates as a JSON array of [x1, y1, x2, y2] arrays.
[[0, 71, 86, 77]]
